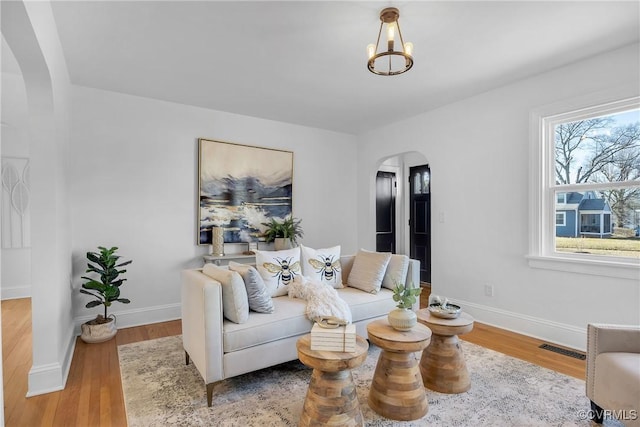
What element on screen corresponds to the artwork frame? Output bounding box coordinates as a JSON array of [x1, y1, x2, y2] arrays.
[[198, 138, 294, 245]]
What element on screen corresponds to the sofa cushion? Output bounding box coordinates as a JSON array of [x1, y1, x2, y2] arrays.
[[222, 286, 396, 353], [255, 247, 302, 297], [382, 254, 410, 290], [593, 352, 640, 409], [228, 262, 274, 313], [223, 296, 310, 353], [300, 245, 343, 288], [202, 264, 249, 324], [347, 249, 391, 293], [337, 287, 396, 321]]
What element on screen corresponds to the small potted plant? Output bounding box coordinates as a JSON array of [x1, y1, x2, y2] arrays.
[[388, 282, 422, 331], [261, 216, 304, 250], [79, 246, 132, 343]]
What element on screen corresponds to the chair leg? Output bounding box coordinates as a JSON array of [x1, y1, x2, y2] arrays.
[[590, 400, 604, 424], [185, 351, 190, 365], [207, 383, 215, 407]]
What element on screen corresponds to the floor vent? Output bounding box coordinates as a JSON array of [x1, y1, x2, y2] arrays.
[[539, 343, 586, 360]]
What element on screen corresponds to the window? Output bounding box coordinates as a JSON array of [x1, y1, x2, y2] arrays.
[[413, 169, 430, 194], [529, 92, 640, 279]]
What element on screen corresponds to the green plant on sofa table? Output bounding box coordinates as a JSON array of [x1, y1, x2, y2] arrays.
[[261, 216, 304, 246], [392, 282, 421, 309], [388, 282, 421, 331], [81, 246, 132, 319]]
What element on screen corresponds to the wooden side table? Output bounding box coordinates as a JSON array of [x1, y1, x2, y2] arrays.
[[366, 319, 432, 421], [296, 334, 369, 427], [417, 309, 475, 394]]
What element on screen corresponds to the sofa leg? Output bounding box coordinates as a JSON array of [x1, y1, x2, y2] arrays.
[[185, 351, 190, 365], [206, 383, 215, 407], [590, 401, 604, 424]]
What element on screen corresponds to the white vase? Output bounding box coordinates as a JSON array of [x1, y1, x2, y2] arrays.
[[388, 308, 417, 331], [212, 227, 224, 256], [80, 315, 117, 343]]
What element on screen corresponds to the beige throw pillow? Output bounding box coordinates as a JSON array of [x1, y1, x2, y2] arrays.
[[202, 264, 249, 324], [347, 249, 392, 294], [381, 254, 410, 290]]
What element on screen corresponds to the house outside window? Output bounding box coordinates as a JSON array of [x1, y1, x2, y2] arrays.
[[529, 92, 640, 279]]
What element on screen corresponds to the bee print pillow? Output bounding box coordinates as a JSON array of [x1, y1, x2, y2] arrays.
[[300, 245, 343, 289], [255, 247, 302, 297]]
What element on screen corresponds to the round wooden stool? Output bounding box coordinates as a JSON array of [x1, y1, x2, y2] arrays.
[[296, 334, 369, 427], [417, 309, 474, 394], [366, 319, 432, 421]]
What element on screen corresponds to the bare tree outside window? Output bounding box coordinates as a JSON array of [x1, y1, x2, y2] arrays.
[[553, 108, 640, 258]]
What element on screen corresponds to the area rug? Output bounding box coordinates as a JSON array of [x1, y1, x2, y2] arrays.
[[118, 335, 622, 427]]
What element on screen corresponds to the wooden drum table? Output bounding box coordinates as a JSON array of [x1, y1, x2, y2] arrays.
[[417, 309, 474, 394], [366, 319, 432, 421], [296, 334, 369, 427]]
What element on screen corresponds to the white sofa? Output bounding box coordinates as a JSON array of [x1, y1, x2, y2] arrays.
[[181, 254, 420, 406]]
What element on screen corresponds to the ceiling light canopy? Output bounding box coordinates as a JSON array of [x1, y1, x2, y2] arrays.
[[367, 7, 413, 76]]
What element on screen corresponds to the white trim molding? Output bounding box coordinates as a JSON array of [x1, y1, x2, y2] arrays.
[[73, 303, 181, 336], [1, 284, 31, 300], [453, 299, 587, 351], [27, 328, 75, 397]]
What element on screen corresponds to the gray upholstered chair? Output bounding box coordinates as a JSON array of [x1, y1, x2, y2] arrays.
[[586, 323, 640, 426]]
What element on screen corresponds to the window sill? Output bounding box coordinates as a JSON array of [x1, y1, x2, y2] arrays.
[[526, 254, 640, 280]]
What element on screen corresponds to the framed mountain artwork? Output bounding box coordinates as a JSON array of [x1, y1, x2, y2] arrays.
[[197, 138, 293, 245]]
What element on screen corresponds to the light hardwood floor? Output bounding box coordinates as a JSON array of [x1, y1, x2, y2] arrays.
[[3, 296, 585, 426]]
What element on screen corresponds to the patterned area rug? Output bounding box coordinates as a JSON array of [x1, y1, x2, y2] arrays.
[[118, 335, 621, 427]]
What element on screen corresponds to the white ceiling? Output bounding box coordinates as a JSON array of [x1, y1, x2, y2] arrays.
[[23, 1, 640, 134]]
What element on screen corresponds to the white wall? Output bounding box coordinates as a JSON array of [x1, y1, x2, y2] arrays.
[[2, 0, 75, 397], [357, 43, 640, 350], [1, 61, 32, 300], [69, 86, 358, 327]]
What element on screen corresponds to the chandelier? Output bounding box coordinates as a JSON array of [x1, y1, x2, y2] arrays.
[[367, 7, 413, 76]]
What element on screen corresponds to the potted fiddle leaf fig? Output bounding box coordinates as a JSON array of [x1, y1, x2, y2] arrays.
[[261, 216, 304, 250], [388, 282, 421, 331], [79, 246, 132, 343]]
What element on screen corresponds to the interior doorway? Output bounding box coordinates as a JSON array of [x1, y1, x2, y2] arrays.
[[409, 165, 431, 283], [375, 171, 396, 253]]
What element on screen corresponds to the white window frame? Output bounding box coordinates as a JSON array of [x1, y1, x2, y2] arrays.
[[555, 211, 566, 227], [528, 87, 640, 279]]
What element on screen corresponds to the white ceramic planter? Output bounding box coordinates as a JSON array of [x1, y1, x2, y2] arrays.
[[80, 315, 117, 343], [274, 238, 294, 251], [388, 308, 417, 331]]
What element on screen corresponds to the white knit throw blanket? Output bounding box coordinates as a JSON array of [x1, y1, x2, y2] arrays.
[[288, 275, 353, 323]]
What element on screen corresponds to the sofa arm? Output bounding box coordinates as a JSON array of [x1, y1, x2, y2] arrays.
[[588, 323, 640, 356], [586, 323, 640, 399], [406, 259, 421, 311], [181, 269, 225, 384]]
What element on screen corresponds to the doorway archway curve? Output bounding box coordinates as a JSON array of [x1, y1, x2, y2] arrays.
[[371, 151, 429, 257], [2, 0, 74, 398]]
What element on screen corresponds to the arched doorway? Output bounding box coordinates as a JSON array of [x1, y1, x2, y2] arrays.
[[375, 151, 430, 283]]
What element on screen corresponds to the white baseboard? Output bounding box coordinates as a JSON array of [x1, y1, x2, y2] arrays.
[[74, 303, 181, 336], [1, 285, 31, 300], [452, 299, 587, 352], [27, 329, 76, 397]]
